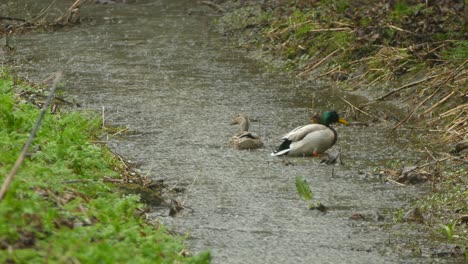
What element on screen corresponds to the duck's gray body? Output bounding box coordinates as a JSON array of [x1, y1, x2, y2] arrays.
[[229, 114, 263, 150], [271, 124, 337, 156], [271, 111, 348, 157]]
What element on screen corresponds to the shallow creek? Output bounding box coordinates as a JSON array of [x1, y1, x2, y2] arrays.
[[6, 0, 451, 263]]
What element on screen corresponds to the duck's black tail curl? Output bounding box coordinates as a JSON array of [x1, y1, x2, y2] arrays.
[[271, 140, 292, 156]]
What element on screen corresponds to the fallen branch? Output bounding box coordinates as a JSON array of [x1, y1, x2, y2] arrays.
[[0, 71, 63, 202]]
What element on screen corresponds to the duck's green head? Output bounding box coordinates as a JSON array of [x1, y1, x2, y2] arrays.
[[318, 111, 349, 126]]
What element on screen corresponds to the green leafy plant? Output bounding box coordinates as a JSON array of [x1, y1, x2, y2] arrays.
[[390, 1, 425, 21], [295, 176, 323, 210], [442, 41, 468, 60], [392, 208, 405, 223], [439, 221, 457, 240]]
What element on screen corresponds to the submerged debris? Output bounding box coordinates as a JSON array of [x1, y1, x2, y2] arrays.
[[397, 166, 430, 184], [403, 208, 425, 223], [350, 213, 365, 220], [450, 141, 468, 154]]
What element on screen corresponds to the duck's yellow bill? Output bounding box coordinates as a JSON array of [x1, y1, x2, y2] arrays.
[[338, 118, 349, 125]]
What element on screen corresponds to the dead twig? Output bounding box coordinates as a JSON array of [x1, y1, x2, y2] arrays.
[[62, 179, 96, 184], [298, 48, 341, 76], [0, 16, 26, 22], [421, 90, 455, 115], [386, 24, 418, 35], [386, 178, 406, 186], [340, 96, 374, 118], [199, 1, 225, 13], [103, 177, 125, 183], [439, 103, 468, 118], [0, 71, 63, 202], [55, 0, 87, 24], [363, 74, 438, 106], [26, 0, 58, 24], [316, 66, 340, 79], [308, 27, 352, 33], [388, 60, 467, 135]]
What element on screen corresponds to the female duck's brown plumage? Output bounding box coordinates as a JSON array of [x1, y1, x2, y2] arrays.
[[229, 114, 264, 150], [271, 111, 348, 157]]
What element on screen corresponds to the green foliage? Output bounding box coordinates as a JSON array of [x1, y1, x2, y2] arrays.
[[439, 222, 457, 240], [294, 23, 314, 39], [295, 176, 323, 210], [392, 208, 405, 223], [220, 0, 465, 88], [359, 17, 370, 27], [0, 68, 210, 263], [218, 5, 266, 31], [390, 1, 425, 21], [295, 176, 313, 201], [442, 41, 468, 60], [415, 172, 467, 246], [336, 1, 348, 13], [331, 31, 352, 49], [433, 32, 464, 41], [320, 0, 349, 13]]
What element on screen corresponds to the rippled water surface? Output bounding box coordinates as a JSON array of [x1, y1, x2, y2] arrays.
[[6, 0, 453, 263]]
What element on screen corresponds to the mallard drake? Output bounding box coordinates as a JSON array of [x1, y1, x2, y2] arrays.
[[271, 111, 348, 157], [229, 114, 264, 150]]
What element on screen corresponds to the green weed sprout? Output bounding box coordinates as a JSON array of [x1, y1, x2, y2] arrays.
[[295, 176, 323, 210], [439, 221, 457, 240]]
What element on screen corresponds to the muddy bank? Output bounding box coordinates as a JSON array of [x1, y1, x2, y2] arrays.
[[4, 0, 465, 263]]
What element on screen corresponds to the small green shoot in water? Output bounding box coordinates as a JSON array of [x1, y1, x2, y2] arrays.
[[439, 221, 457, 240], [295, 176, 323, 210], [295, 175, 313, 201]]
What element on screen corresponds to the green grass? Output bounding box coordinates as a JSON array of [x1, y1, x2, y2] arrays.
[[390, 1, 425, 21], [0, 68, 210, 263], [442, 41, 468, 60]]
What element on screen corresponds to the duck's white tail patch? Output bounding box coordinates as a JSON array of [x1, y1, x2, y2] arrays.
[[270, 149, 290, 156]]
